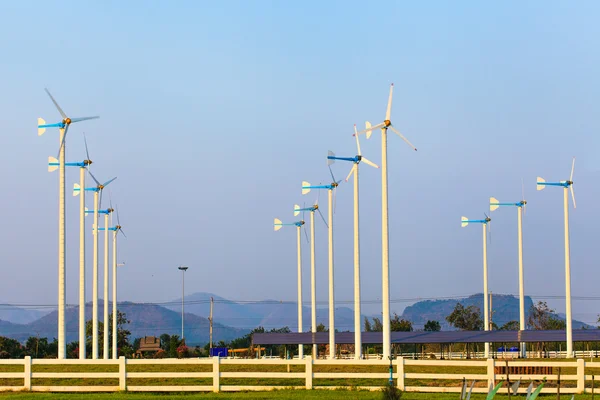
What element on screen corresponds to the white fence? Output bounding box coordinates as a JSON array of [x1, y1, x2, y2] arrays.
[[0, 356, 598, 393]]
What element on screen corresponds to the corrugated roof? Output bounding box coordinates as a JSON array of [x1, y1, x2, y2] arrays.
[[252, 330, 600, 345]]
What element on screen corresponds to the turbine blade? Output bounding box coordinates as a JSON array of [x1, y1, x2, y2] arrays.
[[70, 116, 100, 123], [119, 227, 127, 238], [274, 217, 283, 231], [73, 183, 81, 197], [570, 156, 575, 182], [83, 132, 91, 161], [99, 189, 103, 209], [303, 225, 309, 243], [294, 204, 300, 217], [345, 165, 355, 182], [56, 124, 70, 158], [353, 125, 362, 155], [461, 216, 469, 228], [44, 88, 67, 119], [361, 157, 379, 169], [389, 125, 417, 151], [333, 187, 337, 214], [102, 177, 117, 187], [116, 205, 121, 226], [386, 83, 394, 121], [328, 165, 336, 183], [317, 208, 328, 228], [354, 122, 384, 137], [109, 190, 114, 211], [570, 184, 576, 209], [88, 170, 101, 186]]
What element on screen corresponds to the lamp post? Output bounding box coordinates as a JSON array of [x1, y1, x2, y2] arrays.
[[178, 266, 188, 340]]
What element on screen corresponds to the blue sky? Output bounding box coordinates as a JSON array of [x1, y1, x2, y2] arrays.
[[1, 1, 599, 327]]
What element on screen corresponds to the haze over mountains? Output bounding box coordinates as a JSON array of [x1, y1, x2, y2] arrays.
[[0, 292, 592, 346]]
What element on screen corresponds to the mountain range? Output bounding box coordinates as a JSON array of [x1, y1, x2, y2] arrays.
[[0, 292, 593, 346]]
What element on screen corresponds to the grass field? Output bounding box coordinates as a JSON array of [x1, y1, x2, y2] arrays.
[[0, 391, 598, 399]]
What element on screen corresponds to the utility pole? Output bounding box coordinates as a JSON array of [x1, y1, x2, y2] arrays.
[[178, 266, 188, 340], [209, 296, 214, 349], [489, 291, 493, 330]]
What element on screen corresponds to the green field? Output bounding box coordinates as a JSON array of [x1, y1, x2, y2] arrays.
[[0, 391, 597, 399]]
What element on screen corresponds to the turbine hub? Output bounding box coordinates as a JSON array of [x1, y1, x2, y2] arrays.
[[485, 217, 491, 223], [64, 118, 72, 125], [384, 119, 391, 127], [332, 182, 338, 188], [520, 200, 527, 206], [84, 160, 92, 165], [356, 155, 362, 161], [313, 204, 319, 210], [567, 180, 573, 185]]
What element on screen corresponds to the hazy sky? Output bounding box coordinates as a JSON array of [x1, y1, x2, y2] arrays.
[[1, 1, 599, 327]]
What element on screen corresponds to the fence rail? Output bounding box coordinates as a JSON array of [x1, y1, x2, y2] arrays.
[[0, 356, 595, 393]]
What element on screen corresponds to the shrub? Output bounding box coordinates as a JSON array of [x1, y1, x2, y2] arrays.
[[381, 384, 402, 400]]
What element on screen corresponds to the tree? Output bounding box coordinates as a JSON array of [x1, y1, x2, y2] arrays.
[[364, 318, 372, 332], [390, 314, 413, 332], [445, 303, 483, 331], [528, 301, 566, 330], [0, 336, 23, 358], [316, 323, 328, 332], [108, 311, 132, 357], [85, 319, 104, 357], [499, 320, 520, 331], [424, 320, 441, 332]]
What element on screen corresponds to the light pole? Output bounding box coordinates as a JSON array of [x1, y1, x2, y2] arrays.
[[178, 266, 188, 340]]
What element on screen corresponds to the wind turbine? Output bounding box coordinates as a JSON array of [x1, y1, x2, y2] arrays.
[[489, 188, 527, 358], [294, 201, 328, 358], [302, 165, 341, 359], [327, 126, 379, 360], [461, 214, 492, 358], [99, 203, 126, 359], [74, 172, 116, 359], [537, 157, 577, 358], [38, 88, 99, 359], [48, 135, 92, 360], [274, 217, 305, 358], [354, 83, 417, 359]]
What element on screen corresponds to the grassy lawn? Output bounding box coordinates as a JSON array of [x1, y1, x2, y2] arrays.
[[0, 391, 599, 399]]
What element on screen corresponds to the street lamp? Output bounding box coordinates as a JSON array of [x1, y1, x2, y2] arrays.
[[178, 266, 189, 340]]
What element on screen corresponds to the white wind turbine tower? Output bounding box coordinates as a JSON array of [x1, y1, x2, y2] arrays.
[[38, 89, 99, 359], [302, 166, 342, 359], [489, 185, 527, 358], [294, 201, 328, 358], [354, 83, 418, 359], [99, 201, 126, 359], [274, 217, 306, 358], [461, 214, 492, 358], [537, 157, 577, 357], [48, 134, 92, 359], [74, 172, 116, 359], [102, 204, 113, 359], [327, 126, 379, 359]]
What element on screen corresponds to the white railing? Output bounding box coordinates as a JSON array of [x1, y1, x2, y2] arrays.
[[0, 356, 596, 393]]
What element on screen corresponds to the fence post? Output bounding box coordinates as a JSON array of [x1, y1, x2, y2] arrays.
[[213, 356, 221, 392], [487, 357, 496, 389], [577, 358, 585, 393], [23, 356, 31, 390], [396, 357, 405, 390], [305, 356, 313, 389], [118, 356, 127, 391]]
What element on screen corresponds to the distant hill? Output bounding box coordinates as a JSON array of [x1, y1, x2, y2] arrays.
[[167, 292, 364, 331], [0, 301, 247, 346], [0, 305, 51, 324], [401, 294, 593, 330]]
